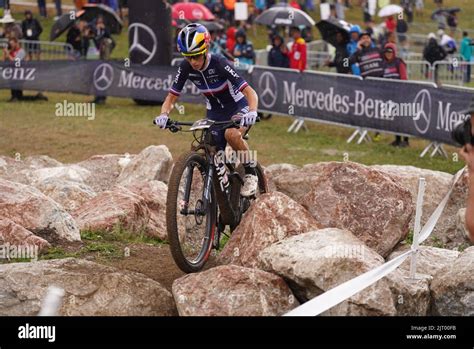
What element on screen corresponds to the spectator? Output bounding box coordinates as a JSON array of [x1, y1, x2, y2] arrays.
[[223, 0, 236, 25], [1, 12, 23, 40], [438, 29, 457, 54], [415, 0, 424, 17], [459, 118, 474, 243], [268, 34, 289, 68], [21, 10, 43, 60], [233, 30, 255, 67], [93, 16, 115, 59], [226, 26, 237, 54], [385, 15, 396, 33], [67, 20, 91, 59], [423, 32, 447, 82], [347, 24, 361, 76], [400, 0, 413, 23], [447, 11, 458, 36], [2, 37, 47, 102], [37, 0, 62, 19], [327, 31, 350, 74], [289, 26, 307, 71], [349, 31, 384, 78], [396, 17, 409, 59], [255, 0, 266, 14], [289, 0, 301, 10], [460, 31, 473, 83], [362, 0, 372, 25], [382, 43, 409, 147]]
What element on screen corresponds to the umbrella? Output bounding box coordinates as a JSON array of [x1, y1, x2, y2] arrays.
[[445, 7, 461, 14], [81, 4, 123, 34], [199, 21, 224, 32], [172, 3, 215, 21], [377, 4, 403, 17], [255, 7, 315, 27], [316, 19, 351, 46], [50, 10, 85, 41]]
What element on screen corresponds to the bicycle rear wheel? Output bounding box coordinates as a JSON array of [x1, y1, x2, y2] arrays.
[[166, 151, 216, 273]]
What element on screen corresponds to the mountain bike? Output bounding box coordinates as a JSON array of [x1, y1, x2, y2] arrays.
[[159, 117, 268, 273]]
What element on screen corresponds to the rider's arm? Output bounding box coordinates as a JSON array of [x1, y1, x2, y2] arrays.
[[241, 85, 258, 113], [160, 93, 179, 115], [161, 60, 190, 115]]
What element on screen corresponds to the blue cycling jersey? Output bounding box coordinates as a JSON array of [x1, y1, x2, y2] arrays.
[[169, 53, 249, 117]]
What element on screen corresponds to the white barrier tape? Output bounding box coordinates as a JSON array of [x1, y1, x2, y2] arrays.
[[417, 166, 465, 244], [284, 250, 413, 316], [284, 166, 466, 317]]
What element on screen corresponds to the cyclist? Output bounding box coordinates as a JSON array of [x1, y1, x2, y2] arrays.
[[154, 23, 259, 197]]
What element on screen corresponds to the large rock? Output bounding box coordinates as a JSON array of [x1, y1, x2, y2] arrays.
[[117, 145, 173, 185], [385, 269, 431, 316], [371, 165, 452, 228], [122, 180, 167, 239], [0, 218, 51, 253], [172, 265, 298, 316], [372, 165, 471, 249], [0, 258, 177, 316], [217, 192, 321, 268], [430, 246, 474, 316], [34, 178, 96, 212], [258, 228, 397, 316], [77, 154, 134, 192], [27, 165, 92, 185], [0, 155, 62, 184], [387, 245, 460, 278], [264, 163, 300, 192], [0, 179, 80, 242], [73, 182, 167, 239], [272, 162, 414, 257], [73, 186, 150, 234]]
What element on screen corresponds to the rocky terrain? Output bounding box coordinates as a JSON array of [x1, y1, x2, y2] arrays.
[[0, 146, 472, 316]]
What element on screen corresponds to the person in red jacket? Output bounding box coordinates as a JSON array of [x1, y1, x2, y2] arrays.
[[289, 27, 307, 71], [382, 42, 409, 147]]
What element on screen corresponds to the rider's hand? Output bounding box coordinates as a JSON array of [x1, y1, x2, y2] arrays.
[[154, 113, 169, 129], [240, 110, 258, 127]]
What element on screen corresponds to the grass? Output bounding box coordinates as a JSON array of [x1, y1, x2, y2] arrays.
[[36, 224, 166, 262], [0, 89, 465, 174]]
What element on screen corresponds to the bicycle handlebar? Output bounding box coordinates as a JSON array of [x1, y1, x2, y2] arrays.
[[153, 115, 260, 133]]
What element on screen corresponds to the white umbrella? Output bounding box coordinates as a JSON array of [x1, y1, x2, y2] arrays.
[[378, 4, 403, 18]]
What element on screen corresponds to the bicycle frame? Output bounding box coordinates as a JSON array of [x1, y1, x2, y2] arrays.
[[180, 125, 244, 230]]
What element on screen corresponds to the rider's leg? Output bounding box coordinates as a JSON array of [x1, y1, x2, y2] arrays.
[[225, 128, 258, 196], [224, 127, 255, 172]]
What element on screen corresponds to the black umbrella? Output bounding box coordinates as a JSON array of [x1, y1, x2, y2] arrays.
[[81, 4, 123, 34], [199, 21, 224, 32], [316, 19, 351, 46], [255, 7, 315, 27], [50, 10, 84, 41], [431, 8, 448, 19], [445, 7, 461, 14]]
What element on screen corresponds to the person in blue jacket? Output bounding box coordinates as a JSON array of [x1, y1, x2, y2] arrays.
[[346, 25, 361, 76]]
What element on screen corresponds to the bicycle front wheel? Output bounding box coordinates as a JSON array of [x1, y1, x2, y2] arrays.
[[166, 151, 217, 273]]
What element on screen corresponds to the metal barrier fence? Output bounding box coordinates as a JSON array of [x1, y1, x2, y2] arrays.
[[0, 39, 74, 60], [405, 60, 474, 86]]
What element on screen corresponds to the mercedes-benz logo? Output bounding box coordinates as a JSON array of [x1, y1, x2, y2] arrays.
[[93, 63, 114, 91], [413, 89, 432, 135], [258, 72, 278, 109], [128, 23, 158, 65]]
